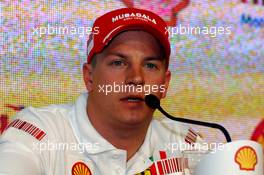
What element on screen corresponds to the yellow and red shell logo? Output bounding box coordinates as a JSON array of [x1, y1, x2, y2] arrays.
[[234, 146, 257, 171], [72, 162, 92, 175]]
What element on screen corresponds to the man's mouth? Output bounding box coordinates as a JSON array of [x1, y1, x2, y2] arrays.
[[120, 95, 144, 102]]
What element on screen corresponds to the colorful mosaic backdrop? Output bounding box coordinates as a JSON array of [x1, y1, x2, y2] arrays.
[[1, 0, 264, 144]]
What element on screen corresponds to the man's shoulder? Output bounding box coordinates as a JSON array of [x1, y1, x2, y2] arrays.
[[0, 103, 78, 174], [1, 103, 75, 144], [23, 103, 73, 118], [15, 103, 73, 129]]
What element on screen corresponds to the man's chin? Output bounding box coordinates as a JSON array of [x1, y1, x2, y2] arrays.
[[119, 112, 152, 126]]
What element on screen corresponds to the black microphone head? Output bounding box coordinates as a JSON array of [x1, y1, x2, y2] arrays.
[[145, 94, 160, 109]]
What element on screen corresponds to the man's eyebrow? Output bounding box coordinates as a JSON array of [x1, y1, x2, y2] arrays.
[[106, 52, 129, 59], [106, 51, 164, 61], [143, 56, 164, 62]]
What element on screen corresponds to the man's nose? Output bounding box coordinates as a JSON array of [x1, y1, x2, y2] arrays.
[[124, 64, 145, 85]]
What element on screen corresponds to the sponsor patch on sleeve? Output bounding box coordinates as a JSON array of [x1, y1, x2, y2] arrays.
[[6, 119, 46, 141], [184, 128, 198, 145]]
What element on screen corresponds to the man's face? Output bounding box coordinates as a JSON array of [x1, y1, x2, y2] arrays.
[[83, 30, 171, 127]]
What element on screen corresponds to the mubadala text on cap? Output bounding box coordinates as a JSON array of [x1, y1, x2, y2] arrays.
[[112, 13, 157, 24]]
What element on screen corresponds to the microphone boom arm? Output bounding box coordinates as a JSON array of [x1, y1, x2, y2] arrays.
[[157, 106, 232, 142]]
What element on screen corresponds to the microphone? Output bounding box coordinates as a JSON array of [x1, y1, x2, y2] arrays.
[[145, 94, 232, 142]]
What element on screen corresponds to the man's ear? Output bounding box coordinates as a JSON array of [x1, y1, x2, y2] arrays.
[[161, 70, 171, 98], [83, 63, 93, 92]]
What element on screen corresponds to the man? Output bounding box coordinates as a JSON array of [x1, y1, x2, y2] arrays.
[[0, 8, 202, 174]]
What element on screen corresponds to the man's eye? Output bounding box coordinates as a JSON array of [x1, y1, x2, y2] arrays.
[[110, 60, 125, 66], [145, 63, 158, 69]]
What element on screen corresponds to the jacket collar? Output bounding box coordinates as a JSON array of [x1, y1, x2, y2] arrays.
[[70, 93, 116, 154]]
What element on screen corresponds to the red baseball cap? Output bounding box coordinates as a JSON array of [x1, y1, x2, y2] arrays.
[[87, 8, 171, 67]]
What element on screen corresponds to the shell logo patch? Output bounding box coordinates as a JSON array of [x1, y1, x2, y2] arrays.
[[72, 162, 92, 175], [235, 146, 257, 171]]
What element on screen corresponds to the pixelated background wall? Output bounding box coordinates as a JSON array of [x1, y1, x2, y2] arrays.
[[1, 0, 264, 145]]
